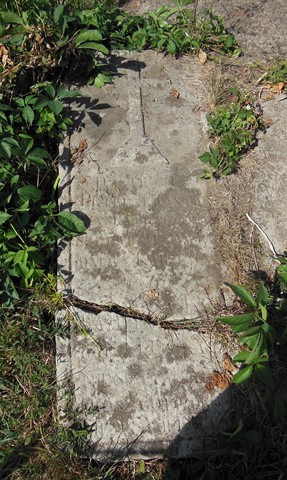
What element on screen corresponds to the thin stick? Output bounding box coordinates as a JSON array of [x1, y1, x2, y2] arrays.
[[246, 212, 279, 261]]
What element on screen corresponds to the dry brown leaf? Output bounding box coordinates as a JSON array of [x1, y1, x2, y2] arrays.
[[70, 139, 88, 166], [146, 289, 159, 299], [262, 81, 285, 93], [223, 352, 237, 372], [198, 49, 207, 65], [205, 371, 232, 391], [170, 87, 180, 98], [0, 44, 12, 67]]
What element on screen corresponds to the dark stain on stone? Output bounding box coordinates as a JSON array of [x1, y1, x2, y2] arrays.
[[165, 344, 190, 363], [135, 152, 148, 164], [117, 344, 132, 359], [128, 362, 143, 378], [97, 380, 111, 395], [111, 396, 136, 430]]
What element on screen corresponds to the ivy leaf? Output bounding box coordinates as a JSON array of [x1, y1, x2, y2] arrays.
[[18, 185, 42, 202], [22, 106, 34, 125], [55, 86, 81, 100], [0, 211, 11, 225], [48, 99, 63, 115]]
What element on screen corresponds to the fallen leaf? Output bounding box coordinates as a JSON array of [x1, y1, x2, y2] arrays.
[[146, 289, 159, 299], [170, 87, 180, 98], [205, 371, 232, 391], [198, 49, 207, 65], [262, 81, 286, 93], [0, 43, 12, 67], [223, 352, 236, 372]]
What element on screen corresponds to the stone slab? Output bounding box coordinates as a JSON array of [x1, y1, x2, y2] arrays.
[[58, 51, 222, 320], [57, 310, 229, 459], [57, 50, 227, 459], [252, 94, 287, 259]]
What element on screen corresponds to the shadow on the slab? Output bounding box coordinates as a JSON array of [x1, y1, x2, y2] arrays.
[[63, 53, 146, 141]]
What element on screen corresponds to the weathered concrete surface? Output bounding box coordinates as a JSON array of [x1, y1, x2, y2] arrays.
[[57, 50, 228, 459], [59, 51, 221, 319], [57, 310, 228, 459], [252, 93, 287, 258]]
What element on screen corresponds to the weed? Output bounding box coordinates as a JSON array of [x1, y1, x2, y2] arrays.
[[266, 59, 287, 84], [216, 255, 287, 417], [199, 88, 264, 178]]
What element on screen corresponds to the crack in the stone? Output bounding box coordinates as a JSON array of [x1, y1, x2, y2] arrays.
[[63, 295, 208, 331]]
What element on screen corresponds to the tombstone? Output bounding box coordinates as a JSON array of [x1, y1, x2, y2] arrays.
[[57, 51, 229, 459]]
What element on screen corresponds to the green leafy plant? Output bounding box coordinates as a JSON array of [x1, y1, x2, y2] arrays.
[[0, 83, 87, 306], [216, 264, 287, 422], [110, 0, 240, 57], [199, 88, 264, 177], [216, 282, 273, 384]]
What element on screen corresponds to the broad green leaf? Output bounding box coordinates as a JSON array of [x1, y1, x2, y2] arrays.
[[22, 105, 34, 125], [76, 42, 109, 54], [259, 304, 267, 321], [256, 282, 269, 305], [18, 185, 42, 202], [232, 365, 253, 384], [277, 265, 287, 284], [1, 11, 23, 24], [55, 86, 81, 99], [232, 321, 255, 334], [57, 211, 86, 233], [199, 152, 212, 164], [27, 155, 47, 168], [10, 175, 19, 186], [215, 312, 254, 326], [34, 98, 50, 110], [244, 333, 265, 365], [53, 4, 64, 24], [0, 141, 11, 158], [239, 325, 261, 338], [0, 211, 11, 225], [167, 39, 176, 55], [5, 137, 20, 147], [74, 29, 102, 46], [44, 84, 55, 99], [233, 350, 250, 363], [13, 250, 28, 266], [29, 147, 50, 159], [93, 73, 111, 88], [19, 134, 34, 154], [48, 99, 63, 115], [225, 283, 257, 308]]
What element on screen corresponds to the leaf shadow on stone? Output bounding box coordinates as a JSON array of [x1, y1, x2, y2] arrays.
[[106, 52, 146, 76], [64, 53, 146, 136]]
